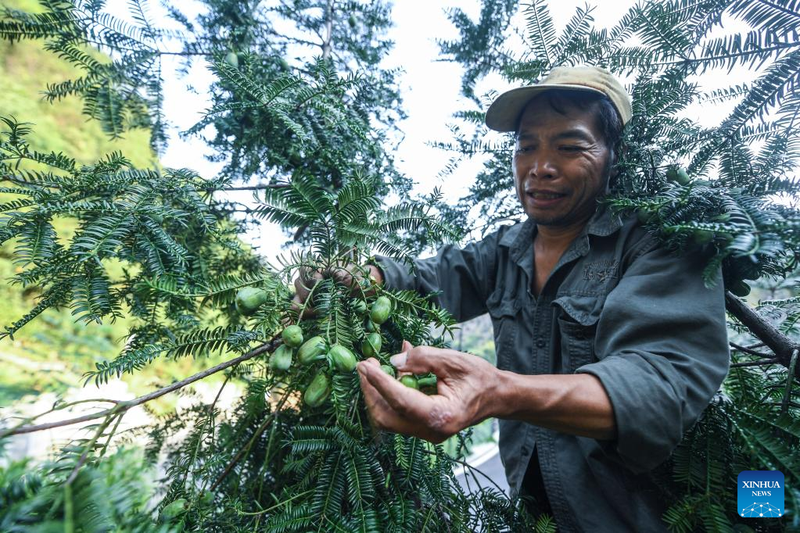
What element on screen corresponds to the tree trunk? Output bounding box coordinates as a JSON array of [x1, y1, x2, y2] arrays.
[[322, 0, 334, 60]]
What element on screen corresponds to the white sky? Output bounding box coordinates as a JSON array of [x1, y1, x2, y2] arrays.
[[143, 0, 759, 260]]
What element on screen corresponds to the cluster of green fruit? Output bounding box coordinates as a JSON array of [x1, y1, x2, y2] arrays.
[[235, 287, 434, 406]]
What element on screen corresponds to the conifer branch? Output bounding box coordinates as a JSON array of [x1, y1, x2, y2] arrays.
[[209, 392, 290, 492], [0, 339, 278, 438], [725, 291, 800, 378]]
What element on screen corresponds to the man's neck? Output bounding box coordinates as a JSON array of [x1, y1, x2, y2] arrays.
[[534, 218, 590, 251]]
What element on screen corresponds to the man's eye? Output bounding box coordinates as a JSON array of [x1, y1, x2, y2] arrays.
[[560, 146, 583, 152], [516, 146, 534, 154]]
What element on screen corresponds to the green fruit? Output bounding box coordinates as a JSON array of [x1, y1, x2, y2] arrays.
[[162, 498, 188, 519], [399, 375, 418, 390], [298, 336, 326, 365], [270, 344, 293, 372], [199, 491, 213, 505], [729, 280, 751, 297], [361, 332, 382, 358], [304, 373, 330, 407], [352, 299, 368, 315], [666, 166, 690, 186], [235, 287, 268, 315], [348, 14, 357, 28], [380, 364, 395, 377], [365, 320, 379, 333], [281, 325, 304, 348], [370, 296, 392, 325], [416, 375, 437, 390], [225, 51, 239, 68], [329, 344, 357, 372]]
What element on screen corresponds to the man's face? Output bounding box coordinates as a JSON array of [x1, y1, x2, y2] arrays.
[[513, 95, 611, 227]]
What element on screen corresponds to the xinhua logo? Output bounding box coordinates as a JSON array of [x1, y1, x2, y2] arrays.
[[738, 470, 784, 518]]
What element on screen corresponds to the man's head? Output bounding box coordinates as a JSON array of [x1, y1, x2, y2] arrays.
[[485, 66, 631, 227]]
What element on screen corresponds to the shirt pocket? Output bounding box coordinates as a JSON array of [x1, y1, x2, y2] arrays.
[[486, 288, 519, 370], [553, 294, 605, 373]]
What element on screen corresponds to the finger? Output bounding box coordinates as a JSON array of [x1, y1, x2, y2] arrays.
[[358, 364, 430, 437], [359, 360, 436, 421], [294, 275, 312, 301], [389, 345, 460, 376], [290, 294, 316, 318]]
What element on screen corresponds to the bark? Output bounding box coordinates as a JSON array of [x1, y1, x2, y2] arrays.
[[725, 291, 800, 378]]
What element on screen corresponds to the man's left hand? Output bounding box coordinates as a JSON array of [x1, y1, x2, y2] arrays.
[[356, 341, 500, 444]]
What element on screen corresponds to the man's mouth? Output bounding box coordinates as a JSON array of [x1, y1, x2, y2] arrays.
[[526, 190, 566, 200]]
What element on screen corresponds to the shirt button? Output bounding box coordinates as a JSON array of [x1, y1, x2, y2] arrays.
[[536, 339, 546, 348]]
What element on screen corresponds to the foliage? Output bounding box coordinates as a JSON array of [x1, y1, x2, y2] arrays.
[[439, 0, 800, 294], [0, 0, 539, 529], [0, 447, 167, 532], [0, 93, 537, 530], [440, 0, 800, 530], [0, 0, 411, 204], [0, 0, 159, 404]]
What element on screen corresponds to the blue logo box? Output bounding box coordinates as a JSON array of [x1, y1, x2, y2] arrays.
[[738, 470, 784, 518]]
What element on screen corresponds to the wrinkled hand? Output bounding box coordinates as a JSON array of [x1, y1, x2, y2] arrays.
[[356, 340, 500, 444], [291, 262, 383, 317]]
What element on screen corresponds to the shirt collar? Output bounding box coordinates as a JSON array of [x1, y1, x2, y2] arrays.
[[498, 200, 624, 252]]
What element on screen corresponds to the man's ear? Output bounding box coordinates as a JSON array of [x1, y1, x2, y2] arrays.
[[609, 149, 620, 179]]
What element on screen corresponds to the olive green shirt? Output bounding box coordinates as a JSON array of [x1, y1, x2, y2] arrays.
[[377, 204, 730, 533]]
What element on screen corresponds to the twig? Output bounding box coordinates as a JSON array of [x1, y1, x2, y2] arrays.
[[206, 183, 291, 192], [420, 448, 507, 495], [0, 340, 277, 438], [730, 359, 779, 368], [767, 401, 800, 409], [729, 342, 772, 358], [65, 412, 118, 485], [781, 349, 799, 415], [237, 489, 313, 516], [209, 392, 290, 491]]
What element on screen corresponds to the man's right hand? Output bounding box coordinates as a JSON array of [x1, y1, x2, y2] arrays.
[[292, 263, 383, 316]]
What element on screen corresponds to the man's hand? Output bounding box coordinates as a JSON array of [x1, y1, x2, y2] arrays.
[[356, 341, 500, 444], [292, 263, 383, 316]]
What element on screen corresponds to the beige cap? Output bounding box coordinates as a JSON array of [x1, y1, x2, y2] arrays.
[[485, 65, 632, 132]]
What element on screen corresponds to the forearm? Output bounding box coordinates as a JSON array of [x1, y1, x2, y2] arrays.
[[487, 370, 617, 440]]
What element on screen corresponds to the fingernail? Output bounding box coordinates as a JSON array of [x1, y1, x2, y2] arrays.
[[390, 351, 407, 368]]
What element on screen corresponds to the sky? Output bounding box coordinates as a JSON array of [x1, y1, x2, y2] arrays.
[[138, 0, 756, 261], [151, 1, 641, 260]]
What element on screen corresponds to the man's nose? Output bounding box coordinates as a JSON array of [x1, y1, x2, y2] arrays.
[[529, 153, 557, 179]]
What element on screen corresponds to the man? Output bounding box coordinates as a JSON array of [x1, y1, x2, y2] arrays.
[[301, 66, 730, 532]]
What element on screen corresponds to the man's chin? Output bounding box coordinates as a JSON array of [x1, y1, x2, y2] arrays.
[[525, 211, 566, 226]]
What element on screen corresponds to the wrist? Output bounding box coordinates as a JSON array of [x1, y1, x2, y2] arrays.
[[479, 367, 515, 422]]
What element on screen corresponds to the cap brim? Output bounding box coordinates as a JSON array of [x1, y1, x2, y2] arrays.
[[485, 84, 606, 132]]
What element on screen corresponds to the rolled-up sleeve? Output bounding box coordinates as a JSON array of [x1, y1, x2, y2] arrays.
[[375, 231, 503, 323], [575, 242, 730, 473]]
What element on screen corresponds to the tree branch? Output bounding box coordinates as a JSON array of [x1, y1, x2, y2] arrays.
[[0, 339, 278, 438], [730, 358, 779, 368], [211, 183, 291, 192], [725, 291, 800, 378], [730, 341, 773, 358], [210, 392, 290, 491]]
